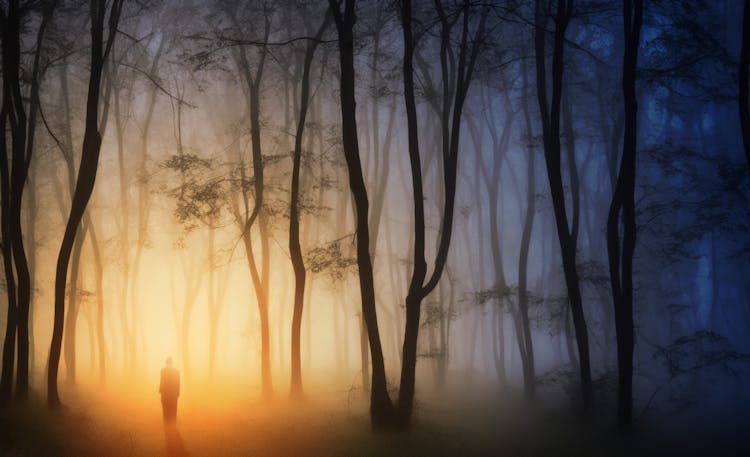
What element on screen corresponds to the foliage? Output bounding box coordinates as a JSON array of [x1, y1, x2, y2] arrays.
[[306, 237, 357, 281]]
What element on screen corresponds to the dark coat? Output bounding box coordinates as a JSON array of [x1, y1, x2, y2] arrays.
[[160, 366, 180, 399]]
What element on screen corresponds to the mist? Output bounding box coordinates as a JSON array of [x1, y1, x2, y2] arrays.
[[1, 0, 749, 455]]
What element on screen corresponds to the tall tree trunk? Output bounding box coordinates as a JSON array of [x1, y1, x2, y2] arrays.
[[88, 220, 106, 383], [63, 220, 87, 385], [517, 60, 537, 399], [397, 0, 485, 425], [229, 7, 273, 398], [534, 0, 592, 411], [329, 0, 395, 427], [0, 0, 54, 402], [112, 64, 133, 373], [25, 155, 37, 388], [289, 11, 330, 398], [607, 0, 642, 429], [48, 0, 123, 408], [207, 225, 217, 378], [14, 1, 52, 398], [57, 59, 85, 388], [740, 0, 750, 168], [0, 4, 19, 404], [127, 39, 164, 375], [0, 92, 18, 404]]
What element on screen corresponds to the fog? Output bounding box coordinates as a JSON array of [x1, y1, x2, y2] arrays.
[[2, 0, 750, 455]]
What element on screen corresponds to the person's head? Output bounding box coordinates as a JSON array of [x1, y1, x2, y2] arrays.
[[166, 356, 173, 367]]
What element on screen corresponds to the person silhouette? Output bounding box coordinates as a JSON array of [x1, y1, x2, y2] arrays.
[[160, 356, 180, 423]]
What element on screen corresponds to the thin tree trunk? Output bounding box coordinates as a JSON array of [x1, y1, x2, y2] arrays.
[[63, 220, 87, 385], [229, 7, 273, 398], [517, 60, 537, 399], [397, 0, 485, 425], [0, 96, 18, 404], [0, 0, 54, 402], [26, 157, 37, 388], [329, 0, 395, 427], [48, 0, 123, 408], [607, 0, 642, 429], [87, 219, 106, 383], [289, 10, 330, 398], [0, 6, 18, 404], [740, 0, 750, 168], [111, 60, 134, 373], [14, 1, 53, 397], [534, 0, 592, 411]]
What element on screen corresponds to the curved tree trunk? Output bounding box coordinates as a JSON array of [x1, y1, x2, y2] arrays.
[[289, 10, 331, 398], [48, 0, 123, 409], [329, 0, 395, 427], [0, 98, 18, 404], [607, 0, 642, 429], [517, 60, 537, 399], [228, 7, 273, 398], [63, 221, 86, 385], [533, 0, 592, 412], [0, 0, 54, 402], [397, 0, 485, 426]]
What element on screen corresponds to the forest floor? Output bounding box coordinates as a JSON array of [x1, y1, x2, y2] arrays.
[[0, 378, 746, 457]]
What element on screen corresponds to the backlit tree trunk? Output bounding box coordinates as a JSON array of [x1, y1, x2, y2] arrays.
[[397, 0, 485, 425], [329, 0, 395, 427], [607, 0, 642, 429], [740, 0, 750, 168], [289, 10, 330, 398], [48, 0, 123, 408], [534, 0, 593, 412]]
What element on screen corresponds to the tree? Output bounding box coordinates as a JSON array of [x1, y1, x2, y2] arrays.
[[740, 0, 750, 168], [219, 1, 274, 398], [328, 0, 395, 427], [534, 0, 593, 411], [516, 56, 539, 399], [48, 0, 123, 408], [289, 7, 331, 398], [397, 0, 485, 425], [607, 0, 642, 429], [0, 0, 55, 402]]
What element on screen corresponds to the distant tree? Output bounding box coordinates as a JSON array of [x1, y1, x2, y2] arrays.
[[289, 7, 331, 398], [516, 57, 539, 400], [122, 21, 167, 376], [220, 1, 274, 398], [161, 148, 222, 381]]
